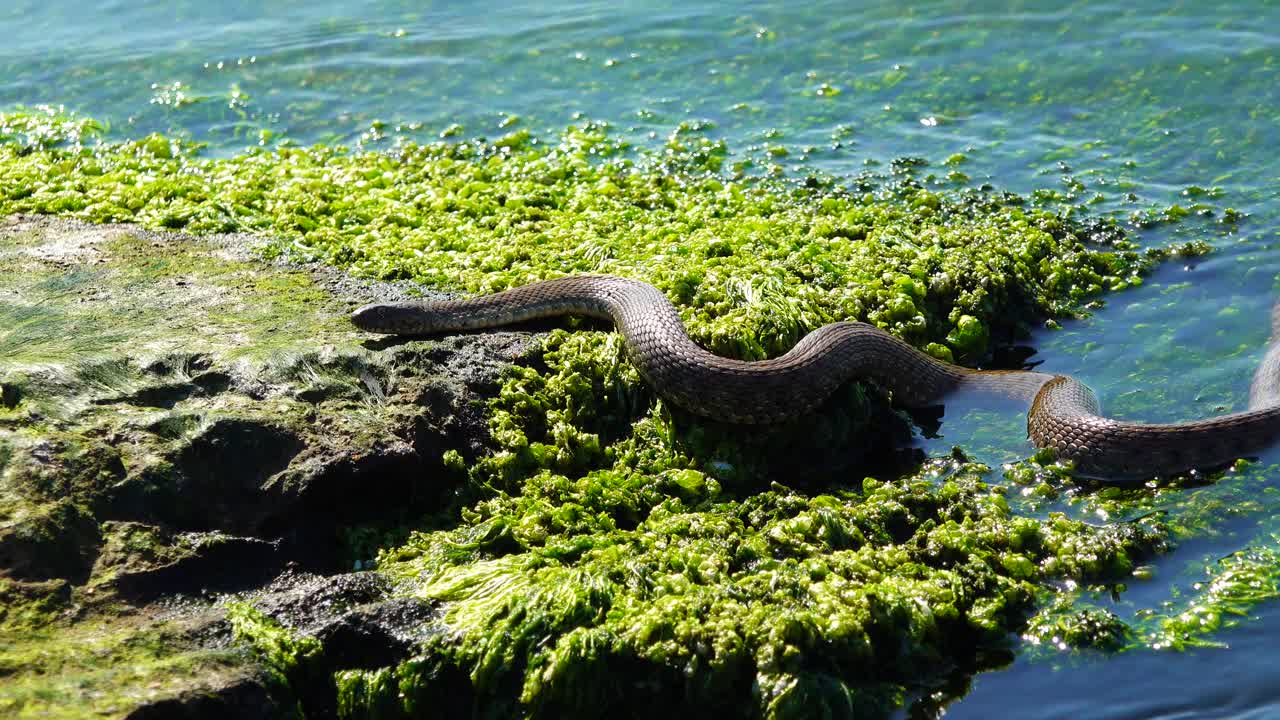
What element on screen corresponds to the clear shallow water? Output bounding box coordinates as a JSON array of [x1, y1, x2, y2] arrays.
[[4, 0, 1279, 716], [952, 604, 1280, 720]]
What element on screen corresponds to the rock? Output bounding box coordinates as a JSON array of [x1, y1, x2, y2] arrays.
[[123, 672, 286, 720], [248, 569, 437, 669], [0, 215, 527, 717], [250, 569, 395, 629], [92, 521, 286, 603], [0, 498, 101, 582], [313, 597, 437, 671], [0, 214, 524, 571]]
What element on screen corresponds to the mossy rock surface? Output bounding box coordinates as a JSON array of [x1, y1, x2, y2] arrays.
[[0, 211, 1180, 719], [0, 214, 534, 717]]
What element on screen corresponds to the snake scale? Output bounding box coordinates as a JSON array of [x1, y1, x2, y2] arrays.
[[351, 275, 1280, 479]]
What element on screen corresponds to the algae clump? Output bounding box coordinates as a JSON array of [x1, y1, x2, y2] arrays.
[[351, 457, 1164, 719], [0, 107, 1250, 717], [0, 106, 1158, 364]]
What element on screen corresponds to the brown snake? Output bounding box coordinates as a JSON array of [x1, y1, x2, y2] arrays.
[[351, 275, 1280, 479]]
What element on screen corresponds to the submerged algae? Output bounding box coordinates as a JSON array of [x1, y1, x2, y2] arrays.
[[1010, 455, 1280, 655]]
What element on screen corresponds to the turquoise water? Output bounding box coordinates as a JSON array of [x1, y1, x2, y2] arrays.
[[4, 0, 1279, 716]]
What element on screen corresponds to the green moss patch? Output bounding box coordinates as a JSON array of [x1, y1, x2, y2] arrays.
[[3, 108, 1263, 718], [0, 224, 349, 376], [0, 611, 246, 719], [0, 107, 1166, 364], [345, 456, 1163, 719], [0, 213, 517, 715]]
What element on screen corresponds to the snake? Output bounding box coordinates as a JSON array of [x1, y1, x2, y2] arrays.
[[350, 275, 1280, 479]]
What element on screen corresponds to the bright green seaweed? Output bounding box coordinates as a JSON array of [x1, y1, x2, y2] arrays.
[[359, 456, 1166, 719], [3, 106, 1276, 718], [0, 106, 1168, 363]]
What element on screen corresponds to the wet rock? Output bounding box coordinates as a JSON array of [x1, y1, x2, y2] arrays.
[[313, 597, 437, 671], [251, 569, 395, 628], [0, 215, 524, 716], [93, 521, 286, 602], [0, 498, 100, 582], [248, 569, 437, 666], [123, 671, 286, 720], [234, 569, 441, 718]]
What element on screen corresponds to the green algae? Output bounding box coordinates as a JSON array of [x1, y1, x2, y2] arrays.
[[227, 603, 322, 703], [3, 109, 1275, 716], [1020, 536, 1280, 655], [1138, 543, 1280, 651], [1001, 451, 1280, 656], [349, 456, 1164, 719], [1021, 597, 1132, 653], [340, 318, 1177, 716], [0, 107, 1160, 365], [0, 610, 245, 719], [0, 214, 507, 715]]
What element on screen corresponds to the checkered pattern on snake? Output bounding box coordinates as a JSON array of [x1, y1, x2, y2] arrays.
[[352, 275, 1280, 479]]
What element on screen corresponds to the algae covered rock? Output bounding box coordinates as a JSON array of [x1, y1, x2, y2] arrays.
[[0, 213, 1175, 719], [0, 215, 524, 717], [0, 112, 1197, 716]]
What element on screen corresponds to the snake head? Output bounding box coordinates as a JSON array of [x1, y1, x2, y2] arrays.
[[350, 302, 440, 335]]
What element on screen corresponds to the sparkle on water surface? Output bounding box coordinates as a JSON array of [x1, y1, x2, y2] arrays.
[[2, 1, 1279, 716]]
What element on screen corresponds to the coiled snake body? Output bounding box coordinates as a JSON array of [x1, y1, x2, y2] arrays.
[[352, 276, 1280, 479]]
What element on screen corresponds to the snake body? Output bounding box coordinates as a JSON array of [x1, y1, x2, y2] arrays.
[[351, 275, 1280, 479]]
